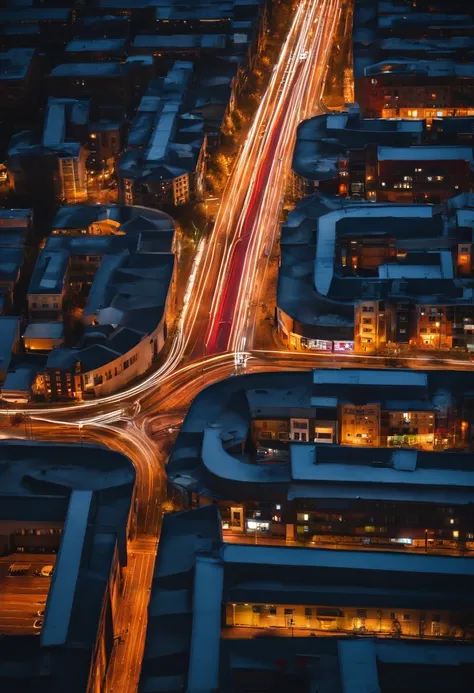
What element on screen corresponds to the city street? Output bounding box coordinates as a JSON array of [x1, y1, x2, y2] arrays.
[[3, 0, 472, 690]]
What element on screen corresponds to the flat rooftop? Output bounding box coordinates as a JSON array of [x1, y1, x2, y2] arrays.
[[28, 204, 175, 376], [278, 193, 474, 334], [0, 47, 35, 80], [0, 440, 134, 692], [140, 505, 474, 693], [168, 368, 474, 504]]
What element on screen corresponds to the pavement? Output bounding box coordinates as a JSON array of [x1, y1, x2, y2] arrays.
[[0, 555, 55, 635]]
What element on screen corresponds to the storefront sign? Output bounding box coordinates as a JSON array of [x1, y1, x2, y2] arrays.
[[334, 341, 354, 352], [308, 339, 332, 351]]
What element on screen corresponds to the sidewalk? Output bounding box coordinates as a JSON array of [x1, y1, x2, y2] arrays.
[[222, 531, 474, 557]]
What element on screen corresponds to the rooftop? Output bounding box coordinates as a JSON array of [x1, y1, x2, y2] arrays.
[[167, 368, 474, 504], [118, 61, 207, 184], [65, 38, 128, 53], [0, 47, 35, 80], [277, 193, 474, 335], [0, 317, 19, 373], [23, 322, 64, 340], [140, 504, 474, 693], [0, 440, 134, 692], [292, 108, 433, 182], [28, 205, 175, 376], [364, 59, 474, 79], [378, 145, 474, 164], [50, 62, 127, 78]]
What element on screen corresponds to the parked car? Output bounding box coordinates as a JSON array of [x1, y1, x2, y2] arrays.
[[35, 565, 53, 577]]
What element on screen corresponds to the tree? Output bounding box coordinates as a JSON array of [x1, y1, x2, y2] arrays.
[[162, 498, 180, 514]]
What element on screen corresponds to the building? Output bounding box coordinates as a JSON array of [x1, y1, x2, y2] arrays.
[[64, 37, 129, 63], [23, 323, 64, 352], [292, 108, 474, 202], [166, 369, 474, 548], [372, 145, 473, 203], [277, 193, 474, 354], [1, 364, 41, 404], [0, 316, 20, 384], [152, 0, 268, 56], [0, 209, 31, 307], [0, 8, 73, 53], [118, 61, 207, 208], [26, 204, 176, 400], [0, 47, 40, 116], [8, 97, 89, 209], [0, 440, 135, 693], [139, 505, 474, 693], [353, 1, 474, 120], [48, 58, 153, 115]]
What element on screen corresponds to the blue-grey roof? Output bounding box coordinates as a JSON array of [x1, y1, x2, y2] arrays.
[[65, 38, 127, 53], [2, 365, 37, 393], [118, 61, 205, 183], [83, 253, 128, 316], [0, 316, 19, 372], [37, 205, 175, 376], [51, 62, 126, 78], [0, 209, 33, 225], [132, 34, 227, 50], [0, 439, 135, 691], [28, 249, 70, 295], [46, 348, 79, 369], [42, 490, 93, 647], [77, 344, 122, 371], [0, 8, 70, 21], [23, 322, 64, 340], [52, 204, 174, 234], [0, 23, 41, 36], [0, 47, 35, 80]]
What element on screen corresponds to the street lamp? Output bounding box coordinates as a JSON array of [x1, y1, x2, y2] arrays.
[[435, 321, 440, 349]]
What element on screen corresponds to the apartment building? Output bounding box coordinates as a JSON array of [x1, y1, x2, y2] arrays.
[[139, 505, 474, 693], [0, 440, 135, 693], [292, 108, 474, 202], [7, 97, 89, 209], [277, 193, 474, 355], [26, 205, 176, 400], [118, 61, 209, 208], [353, 1, 474, 120]]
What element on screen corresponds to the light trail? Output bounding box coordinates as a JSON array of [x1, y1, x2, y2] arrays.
[[205, 0, 342, 354], [0, 4, 348, 691]]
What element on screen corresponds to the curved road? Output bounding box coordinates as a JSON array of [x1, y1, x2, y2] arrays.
[[3, 1, 467, 691]]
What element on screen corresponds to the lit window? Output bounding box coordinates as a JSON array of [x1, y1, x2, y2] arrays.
[[303, 514, 309, 521], [453, 530, 459, 539]]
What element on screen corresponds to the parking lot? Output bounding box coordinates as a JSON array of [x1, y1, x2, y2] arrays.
[[0, 554, 56, 635]]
